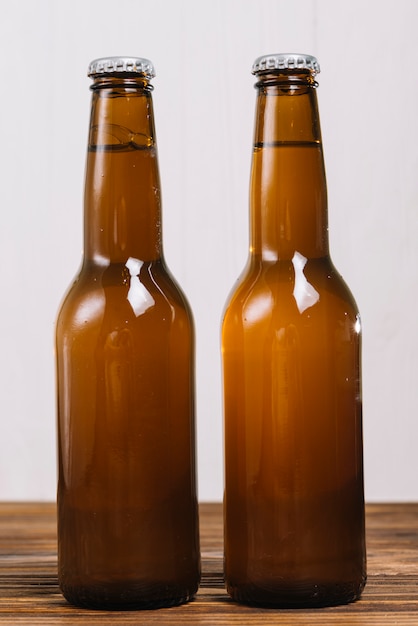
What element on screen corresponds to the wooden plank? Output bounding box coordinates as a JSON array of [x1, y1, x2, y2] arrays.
[[0, 502, 417, 624]]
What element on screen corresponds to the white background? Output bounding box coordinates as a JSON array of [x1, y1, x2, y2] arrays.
[[1, 0, 417, 502]]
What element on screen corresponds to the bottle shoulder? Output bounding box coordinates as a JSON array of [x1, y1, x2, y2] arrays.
[[56, 259, 193, 334], [223, 256, 359, 327]]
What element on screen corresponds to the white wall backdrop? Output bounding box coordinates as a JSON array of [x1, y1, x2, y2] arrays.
[[0, 0, 417, 502]]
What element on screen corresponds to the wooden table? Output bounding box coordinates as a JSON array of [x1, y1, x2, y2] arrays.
[[0, 502, 417, 624]]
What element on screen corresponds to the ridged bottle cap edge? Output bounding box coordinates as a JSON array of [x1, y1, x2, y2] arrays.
[[88, 56, 156, 78], [252, 53, 320, 75]]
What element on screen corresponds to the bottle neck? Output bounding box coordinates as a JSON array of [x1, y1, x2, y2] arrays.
[[250, 73, 329, 261], [84, 76, 162, 264]]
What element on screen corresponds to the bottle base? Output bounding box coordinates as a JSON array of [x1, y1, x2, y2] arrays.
[[226, 577, 366, 608], [60, 580, 198, 610]]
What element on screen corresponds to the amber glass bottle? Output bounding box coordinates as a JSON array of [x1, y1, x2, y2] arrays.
[[222, 53, 366, 607], [56, 57, 200, 609]]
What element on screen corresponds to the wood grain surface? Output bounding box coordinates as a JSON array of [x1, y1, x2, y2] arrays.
[[0, 502, 417, 624]]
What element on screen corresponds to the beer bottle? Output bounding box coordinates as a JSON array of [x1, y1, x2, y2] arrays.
[[56, 57, 200, 609], [222, 53, 366, 607]]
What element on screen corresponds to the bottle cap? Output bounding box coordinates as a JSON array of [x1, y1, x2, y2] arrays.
[[252, 53, 320, 76], [88, 56, 156, 79]]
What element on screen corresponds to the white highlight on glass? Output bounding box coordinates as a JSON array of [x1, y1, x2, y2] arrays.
[[125, 257, 155, 316], [292, 251, 320, 314]]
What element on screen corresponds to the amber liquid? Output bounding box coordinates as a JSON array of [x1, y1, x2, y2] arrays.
[[56, 86, 200, 609], [222, 135, 366, 606]]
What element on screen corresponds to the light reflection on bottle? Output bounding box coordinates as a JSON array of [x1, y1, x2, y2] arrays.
[[292, 251, 320, 314], [125, 257, 155, 317], [73, 290, 105, 327]]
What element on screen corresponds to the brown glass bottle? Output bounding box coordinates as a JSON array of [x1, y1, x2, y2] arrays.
[[55, 57, 200, 610], [222, 54, 366, 607]]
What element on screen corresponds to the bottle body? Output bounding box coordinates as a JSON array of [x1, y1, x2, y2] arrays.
[[223, 256, 365, 606], [222, 55, 366, 607], [56, 60, 200, 609]]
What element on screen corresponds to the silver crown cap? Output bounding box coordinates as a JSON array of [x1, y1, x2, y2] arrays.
[[252, 53, 320, 76], [88, 56, 156, 79]]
